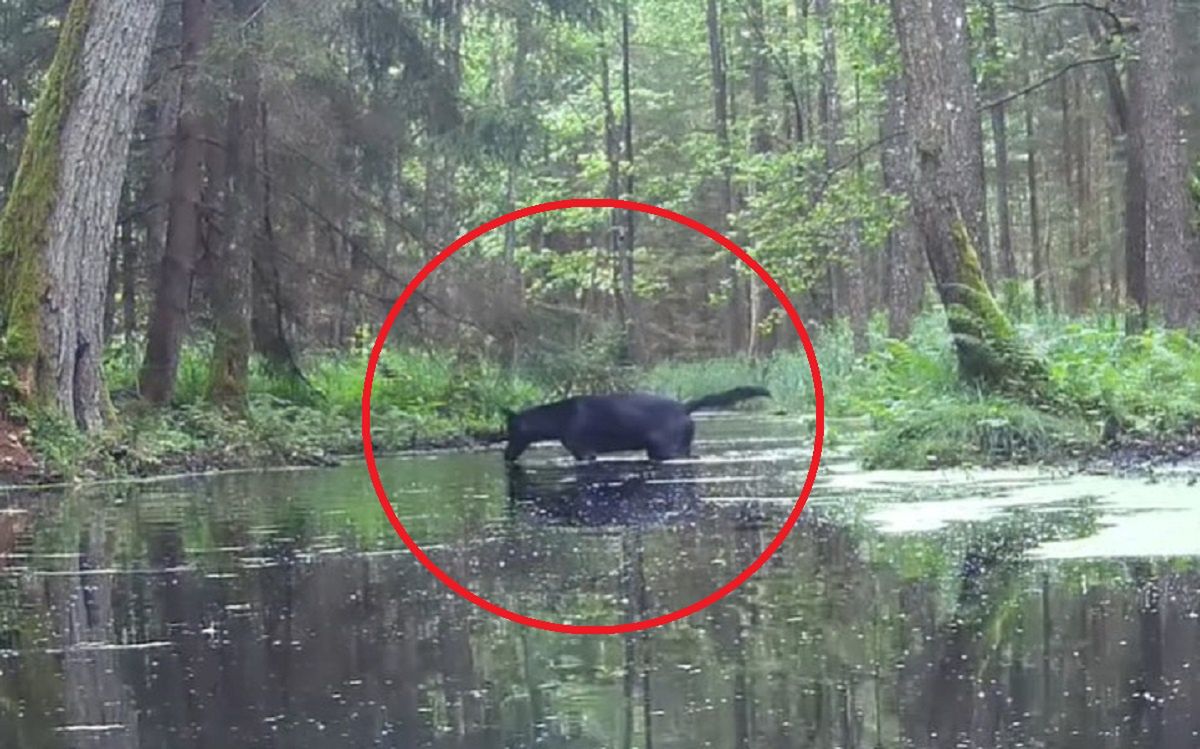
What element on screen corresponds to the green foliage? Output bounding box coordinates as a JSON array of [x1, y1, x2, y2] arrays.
[[646, 310, 1200, 470], [518, 322, 636, 397], [1040, 323, 1200, 435], [735, 148, 900, 299], [27, 344, 551, 481], [859, 397, 1091, 469]]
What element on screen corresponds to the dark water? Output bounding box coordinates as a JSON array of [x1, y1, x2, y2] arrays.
[[1, 415, 1198, 748]]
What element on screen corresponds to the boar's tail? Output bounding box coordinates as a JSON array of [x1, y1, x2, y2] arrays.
[[684, 386, 772, 413]]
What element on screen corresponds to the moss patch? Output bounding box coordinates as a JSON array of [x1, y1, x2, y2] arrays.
[[944, 219, 1055, 405], [0, 0, 91, 392]]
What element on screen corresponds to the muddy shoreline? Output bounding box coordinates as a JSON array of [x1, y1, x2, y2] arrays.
[[0, 426, 509, 489]]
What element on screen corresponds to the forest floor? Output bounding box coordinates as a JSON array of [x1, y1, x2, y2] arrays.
[[2, 313, 1198, 487]]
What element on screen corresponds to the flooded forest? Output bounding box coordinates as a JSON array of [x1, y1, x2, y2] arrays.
[[1, 0, 1200, 747]]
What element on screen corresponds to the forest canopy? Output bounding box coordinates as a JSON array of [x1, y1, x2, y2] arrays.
[[0, 0, 1197, 478]]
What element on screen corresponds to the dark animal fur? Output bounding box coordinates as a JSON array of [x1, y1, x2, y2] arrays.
[[502, 386, 771, 463]]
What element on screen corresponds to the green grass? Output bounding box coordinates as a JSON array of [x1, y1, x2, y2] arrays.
[[857, 397, 1092, 469], [28, 346, 550, 481], [19, 308, 1200, 480], [643, 310, 1200, 469]]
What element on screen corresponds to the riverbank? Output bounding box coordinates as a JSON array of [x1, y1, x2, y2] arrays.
[[5, 407, 1196, 489], [2, 313, 1198, 487]]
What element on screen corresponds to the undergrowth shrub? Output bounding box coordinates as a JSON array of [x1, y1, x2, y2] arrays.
[[518, 322, 635, 398], [24, 309, 1200, 479], [859, 397, 1092, 469]]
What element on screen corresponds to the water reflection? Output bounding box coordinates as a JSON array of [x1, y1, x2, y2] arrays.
[[506, 461, 703, 528], [0, 416, 1197, 748]]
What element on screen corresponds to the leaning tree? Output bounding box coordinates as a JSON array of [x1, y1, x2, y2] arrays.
[[889, 0, 1049, 398]]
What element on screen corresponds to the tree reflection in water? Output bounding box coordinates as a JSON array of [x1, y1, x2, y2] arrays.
[[0, 420, 1197, 748]]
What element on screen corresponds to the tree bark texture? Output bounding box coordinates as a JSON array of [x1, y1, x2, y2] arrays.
[[1132, 0, 1195, 327], [983, 0, 1016, 279], [619, 0, 640, 362], [205, 65, 252, 411], [1025, 98, 1045, 311], [706, 0, 746, 354], [250, 100, 303, 379], [0, 0, 165, 429], [746, 0, 771, 355], [932, 0, 990, 278], [816, 0, 868, 353], [1125, 39, 1148, 334], [139, 0, 210, 404], [881, 73, 924, 338], [890, 0, 1048, 394]]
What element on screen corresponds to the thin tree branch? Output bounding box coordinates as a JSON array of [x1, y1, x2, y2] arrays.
[[979, 53, 1120, 110], [265, 135, 430, 246], [265, 179, 492, 338], [811, 53, 1118, 192], [1004, 2, 1125, 33], [738, 0, 806, 143], [241, 0, 273, 28]]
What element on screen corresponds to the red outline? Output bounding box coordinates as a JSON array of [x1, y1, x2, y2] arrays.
[[361, 198, 825, 635]]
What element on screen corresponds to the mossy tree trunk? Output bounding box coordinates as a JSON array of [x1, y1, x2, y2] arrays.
[[890, 0, 1050, 398], [0, 0, 164, 430]]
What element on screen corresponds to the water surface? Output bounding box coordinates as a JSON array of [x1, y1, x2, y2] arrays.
[[1, 414, 1198, 748]]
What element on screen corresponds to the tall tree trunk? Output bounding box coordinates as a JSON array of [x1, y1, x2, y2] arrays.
[[1058, 72, 1077, 314], [146, 5, 185, 272], [1084, 13, 1129, 317], [706, 0, 745, 354], [0, 0, 165, 429], [881, 74, 923, 338], [1071, 76, 1094, 313], [499, 5, 533, 366], [935, 0, 990, 279], [619, 0, 640, 361], [122, 217, 138, 348], [207, 40, 258, 412], [139, 0, 210, 404], [983, 0, 1015, 279], [251, 102, 303, 379], [890, 0, 1047, 391], [599, 34, 629, 345], [1025, 97, 1045, 311], [1132, 0, 1195, 327], [745, 0, 772, 355], [816, 0, 868, 353], [103, 219, 125, 344], [1124, 16, 1148, 333]]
